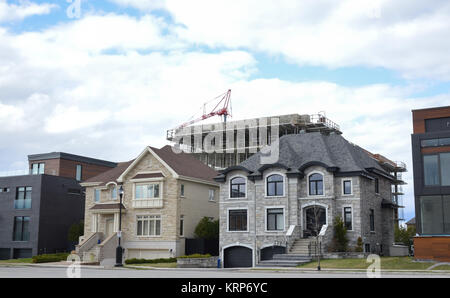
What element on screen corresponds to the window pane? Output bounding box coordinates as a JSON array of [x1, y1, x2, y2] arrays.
[[155, 219, 161, 236], [440, 153, 450, 186], [22, 217, 30, 241], [135, 185, 142, 199], [267, 182, 275, 196], [32, 164, 38, 175], [276, 182, 283, 196], [344, 181, 351, 194], [76, 165, 82, 181], [276, 213, 284, 230], [137, 220, 142, 236], [268, 174, 283, 182], [317, 181, 323, 195], [111, 187, 117, 199], [154, 184, 159, 198], [420, 196, 444, 234], [439, 138, 450, 146], [421, 139, 439, 147], [143, 220, 149, 236], [14, 217, 23, 241], [443, 195, 450, 234], [424, 155, 439, 186], [267, 214, 276, 230], [38, 163, 45, 174], [95, 190, 100, 202]]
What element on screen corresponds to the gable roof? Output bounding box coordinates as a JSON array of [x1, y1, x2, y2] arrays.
[[83, 160, 135, 186], [149, 145, 218, 182], [84, 145, 218, 185], [219, 132, 391, 180]]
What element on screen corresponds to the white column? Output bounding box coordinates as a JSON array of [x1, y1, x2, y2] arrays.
[[114, 213, 119, 232], [92, 214, 99, 232]]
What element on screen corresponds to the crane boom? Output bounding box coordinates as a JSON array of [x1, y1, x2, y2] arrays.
[[174, 89, 232, 130]]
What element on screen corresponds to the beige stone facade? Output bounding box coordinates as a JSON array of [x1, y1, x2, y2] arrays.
[[80, 147, 219, 261]]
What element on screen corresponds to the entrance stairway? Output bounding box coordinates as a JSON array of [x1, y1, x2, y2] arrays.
[[76, 232, 118, 265], [257, 238, 322, 267]]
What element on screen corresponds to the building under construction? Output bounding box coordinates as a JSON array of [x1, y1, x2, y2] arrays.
[[167, 113, 342, 169]]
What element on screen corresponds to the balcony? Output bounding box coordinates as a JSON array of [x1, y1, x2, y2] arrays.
[[132, 198, 163, 209]]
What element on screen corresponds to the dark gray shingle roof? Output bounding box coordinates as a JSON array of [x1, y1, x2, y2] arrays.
[[235, 132, 388, 176]]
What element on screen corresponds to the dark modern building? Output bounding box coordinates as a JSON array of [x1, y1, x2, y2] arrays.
[[411, 106, 450, 262], [0, 152, 117, 259]]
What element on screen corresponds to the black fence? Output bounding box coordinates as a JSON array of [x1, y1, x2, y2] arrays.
[[185, 238, 219, 256]]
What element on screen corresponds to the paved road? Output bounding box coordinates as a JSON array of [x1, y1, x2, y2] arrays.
[[0, 266, 449, 278]]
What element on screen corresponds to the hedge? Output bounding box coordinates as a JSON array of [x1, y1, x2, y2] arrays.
[[32, 253, 70, 263], [178, 254, 211, 259], [124, 257, 177, 265]]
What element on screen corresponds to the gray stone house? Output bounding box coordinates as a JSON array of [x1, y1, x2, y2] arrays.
[[76, 145, 219, 265], [214, 132, 402, 267]]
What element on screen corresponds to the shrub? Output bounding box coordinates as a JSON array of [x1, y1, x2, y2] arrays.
[[331, 216, 348, 252], [355, 237, 363, 252], [32, 253, 70, 263], [124, 257, 177, 265], [178, 254, 212, 259], [194, 217, 219, 239], [68, 220, 84, 243]]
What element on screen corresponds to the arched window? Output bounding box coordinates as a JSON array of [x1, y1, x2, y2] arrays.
[[230, 177, 246, 198], [309, 173, 324, 195], [266, 174, 284, 196]]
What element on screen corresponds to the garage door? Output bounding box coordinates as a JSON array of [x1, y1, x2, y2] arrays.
[[224, 246, 252, 268], [260, 246, 286, 261], [127, 249, 171, 260]]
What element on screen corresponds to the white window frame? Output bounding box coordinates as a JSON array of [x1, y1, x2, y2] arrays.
[[94, 188, 101, 203], [264, 172, 286, 198], [180, 184, 185, 198], [342, 179, 353, 196], [227, 207, 249, 232], [342, 205, 353, 231], [264, 206, 286, 232], [133, 182, 163, 200], [136, 214, 162, 237], [228, 175, 247, 199], [307, 171, 325, 197], [179, 215, 184, 237]]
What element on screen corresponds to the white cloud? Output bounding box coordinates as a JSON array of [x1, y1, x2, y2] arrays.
[[117, 0, 450, 80], [1, 8, 448, 219], [0, 0, 56, 23], [108, 0, 166, 11]]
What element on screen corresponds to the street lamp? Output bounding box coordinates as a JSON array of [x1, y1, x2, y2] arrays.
[[115, 185, 124, 267]]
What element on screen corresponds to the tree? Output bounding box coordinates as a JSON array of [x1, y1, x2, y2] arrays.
[[355, 237, 363, 252], [331, 216, 348, 252], [68, 220, 84, 243], [395, 225, 416, 248], [194, 217, 219, 239]]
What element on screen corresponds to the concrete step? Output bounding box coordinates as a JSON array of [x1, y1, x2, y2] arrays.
[[273, 254, 311, 261], [257, 258, 312, 267]]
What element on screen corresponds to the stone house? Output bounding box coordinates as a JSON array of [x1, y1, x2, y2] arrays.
[[214, 132, 402, 268], [76, 145, 219, 264]]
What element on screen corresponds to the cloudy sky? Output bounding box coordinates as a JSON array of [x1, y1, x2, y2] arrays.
[[2, 0, 450, 221]]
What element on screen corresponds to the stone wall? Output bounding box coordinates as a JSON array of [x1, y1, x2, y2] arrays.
[[177, 256, 219, 268]]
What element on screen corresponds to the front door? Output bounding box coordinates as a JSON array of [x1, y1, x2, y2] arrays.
[[304, 206, 326, 237], [106, 218, 114, 237]]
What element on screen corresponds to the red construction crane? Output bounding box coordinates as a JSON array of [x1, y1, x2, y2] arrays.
[[174, 89, 232, 130]]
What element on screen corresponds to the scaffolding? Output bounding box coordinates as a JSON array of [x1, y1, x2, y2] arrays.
[[167, 113, 342, 169]]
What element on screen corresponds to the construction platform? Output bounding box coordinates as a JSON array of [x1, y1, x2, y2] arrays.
[[166, 113, 341, 169]]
